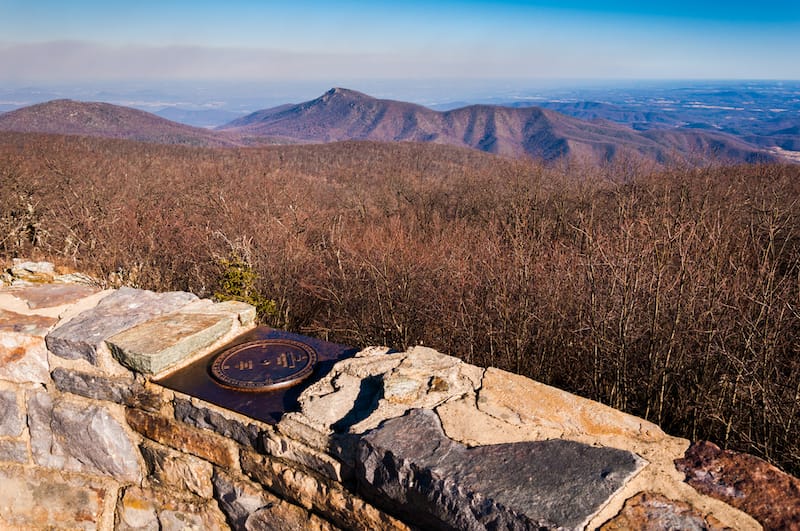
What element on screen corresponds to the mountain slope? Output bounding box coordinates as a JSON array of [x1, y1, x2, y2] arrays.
[[0, 100, 241, 147], [1, 92, 778, 164], [220, 88, 773, 163]]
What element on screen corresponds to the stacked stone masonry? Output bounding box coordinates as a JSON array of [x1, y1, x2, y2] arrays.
[[0, 259, 798, 530]]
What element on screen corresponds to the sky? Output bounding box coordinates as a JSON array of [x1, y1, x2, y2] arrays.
[[1, 0, 799, 87]]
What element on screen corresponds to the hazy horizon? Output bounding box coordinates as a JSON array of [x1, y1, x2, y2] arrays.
[[2, 1, 799, 89]]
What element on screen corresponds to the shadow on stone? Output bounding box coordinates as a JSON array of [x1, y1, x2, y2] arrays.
[[331, 375, 383, 434], [356, 409, 646, 531]]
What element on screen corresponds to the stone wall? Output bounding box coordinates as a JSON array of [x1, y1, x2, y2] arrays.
[[1, 259, 798, 530]]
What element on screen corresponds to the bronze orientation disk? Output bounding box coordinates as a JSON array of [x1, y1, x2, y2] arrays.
[[210, 338, 317, 392]]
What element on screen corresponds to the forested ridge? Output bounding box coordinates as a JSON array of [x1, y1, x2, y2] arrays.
[[3, 131, 799, 475]]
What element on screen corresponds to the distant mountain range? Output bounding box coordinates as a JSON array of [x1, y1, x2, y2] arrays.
[[219, 88, 775, 163], [0, 89, 791, 164]]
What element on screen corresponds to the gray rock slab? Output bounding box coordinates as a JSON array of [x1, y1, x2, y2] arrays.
[[46, 287, 197, 364], [28, 390, 141, 482], [51, 401, 142, 482], [357, 409, 645, 531], [51, 366, 137, 404], [174, 397, 261, 449], [27, 390, 63, 469], [10, 260, 55, 275], [7, 283, 100, 309], [0, 389, 23, 437], [51, 367, 163, 412], [107, 311, 233, 374]]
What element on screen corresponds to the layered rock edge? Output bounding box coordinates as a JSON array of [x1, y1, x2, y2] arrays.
[[0, 260, 794, 529]]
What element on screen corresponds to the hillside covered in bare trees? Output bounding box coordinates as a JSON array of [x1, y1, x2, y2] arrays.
[[2, 131, 799, 475]]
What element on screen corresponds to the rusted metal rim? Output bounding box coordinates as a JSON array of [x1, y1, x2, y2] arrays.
[[210, 338, 318, 392]]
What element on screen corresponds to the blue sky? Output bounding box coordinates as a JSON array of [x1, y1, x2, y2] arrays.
[[1, 0, 799, 83]]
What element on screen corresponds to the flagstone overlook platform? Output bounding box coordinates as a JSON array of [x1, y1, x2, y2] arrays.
[[1, 259, 798, 530]]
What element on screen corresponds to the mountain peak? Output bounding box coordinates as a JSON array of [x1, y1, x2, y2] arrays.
[[218, 89, 775, 164], [320, 87, 372, 101]]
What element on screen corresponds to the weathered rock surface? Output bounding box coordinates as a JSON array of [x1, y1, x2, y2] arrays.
[[182, 298, 257, 326], [297, 346, 483, 438], [0, 330, 50, 383], [126, 408, 237, 469], [241, 450, 410, 531], [1, 270, 796, 530], [676, 440, 800, 530], [244, 502, 338, 531], [357, 408, 646, 530], [116, 485, 229, 531], [107, 310, 235, 374], [0, 464, 111, 530], [140, 441, 214, 499], [53, 400, 142, 482], [51, 366, 152, 407], [116, 486, 159, 531], [0, 307, 58, 335], [6, 283, 100, 309], [174, 397, 261, 449], [0, 388, 23, 436], [477, 367, 668, 445], [51, 401, 142, 482], [46, 286, 197, 364], [600, 492, 729, 530], [27, 391, 142, 482], [0, 439, 28, 463], [26, 390, 60, 468], [213, 468, 336, 530]]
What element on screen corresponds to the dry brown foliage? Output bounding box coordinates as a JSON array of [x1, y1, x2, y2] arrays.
[[2, 132, 799, 474]]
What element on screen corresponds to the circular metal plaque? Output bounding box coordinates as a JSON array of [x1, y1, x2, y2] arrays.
[[210, 339, 317, 392]]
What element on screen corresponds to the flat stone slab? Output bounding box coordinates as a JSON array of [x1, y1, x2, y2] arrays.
[[5, 283, 100, 309], [46, 286, 197, 364], [107, 311, 235, 374], [357, 409, 645, 530], [478, 367, 667, 444], [182, 298, 257, 326], [0, 308, 58, 336]]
